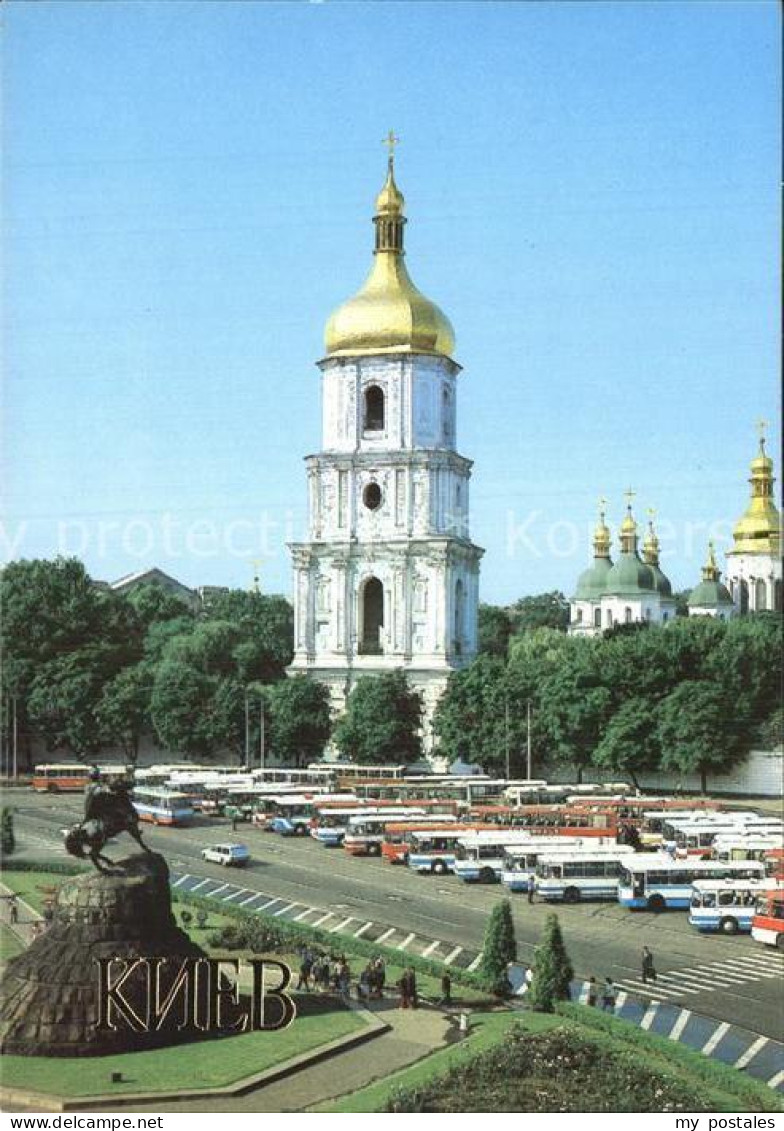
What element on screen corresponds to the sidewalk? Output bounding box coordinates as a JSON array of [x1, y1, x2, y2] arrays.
[[0, 879, 43, 948]]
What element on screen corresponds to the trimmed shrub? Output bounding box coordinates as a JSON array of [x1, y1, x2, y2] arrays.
[[478, 899, 517, 996], [527, 912, 573, 1013]]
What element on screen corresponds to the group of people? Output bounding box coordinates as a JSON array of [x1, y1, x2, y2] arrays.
[[584, 946, 657, 1010], [358, 956, 387, 1000], [295, 946, 352, 995], [584, 975, 618, 1011]]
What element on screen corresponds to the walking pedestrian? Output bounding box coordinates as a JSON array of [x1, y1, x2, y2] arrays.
[[641, 946, 657, 986], [408, 967, 418, 1010], [398, 969, 412, 1009], [586, 976, 598, 1007], [374, 956, 386, 998], [8, 895, 18, 925], [601, 977, 616, 1012], [296, 953, 313, 991], [440, 971, 452, 1006], [527, 874, 536, 905]]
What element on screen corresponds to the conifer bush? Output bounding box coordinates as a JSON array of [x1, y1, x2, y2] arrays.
[[478, 899, 517, 996], [528, 912, 574, 1012]]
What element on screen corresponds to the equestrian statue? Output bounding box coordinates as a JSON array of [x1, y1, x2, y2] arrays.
[[64, 767, 152, 872]]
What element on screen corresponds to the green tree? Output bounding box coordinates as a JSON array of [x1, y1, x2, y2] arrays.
[[527, 913, 574, 1013], [477, 604, 513, 659], [1, 807, 15, 856], [657, 680, 741, 793], [510, 591, 570, 635], [333, 671, 422, 764], [478, 899, 517, 997], [593, 696, 660, 788], [150, 660, 221, 759], [433, 655, 508, 769], [266, 677, 332, 766], [201, 591, 294, 683], [27, 644, 129, 757], [125, 583, 193, 630], [96, 663, 155, 763], [538, 647, 611, 781]]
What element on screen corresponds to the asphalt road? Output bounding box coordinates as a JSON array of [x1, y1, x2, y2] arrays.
[[11, 792, 784, 1042]]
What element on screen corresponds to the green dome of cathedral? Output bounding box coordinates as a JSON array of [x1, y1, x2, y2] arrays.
[[688, 578, 733, 609], [688, 543, 734, 610], [575, 557, 613, 599], [604, 553, 655, 596]]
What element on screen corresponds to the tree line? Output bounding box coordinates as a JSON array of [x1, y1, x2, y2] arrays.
[[437, 610, 782, 790], [1, 559, 780, 779]]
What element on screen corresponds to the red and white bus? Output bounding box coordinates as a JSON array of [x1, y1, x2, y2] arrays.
[[467, 804, 618, 838], [751, 891, 784, 949], [380, 819, 463, 864], [343, 810, 435, 856], [32, 763, 128, 792]]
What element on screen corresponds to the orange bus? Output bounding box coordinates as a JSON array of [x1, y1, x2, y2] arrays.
[[381, 820, 469, 864], [32, 763, 128, 792]]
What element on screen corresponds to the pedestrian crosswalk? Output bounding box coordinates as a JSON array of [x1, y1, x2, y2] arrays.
[[616, 950, 784, 1001], [171, 870, 481, 971]]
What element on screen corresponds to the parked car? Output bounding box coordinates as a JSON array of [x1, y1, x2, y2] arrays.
[[201, 843, 250, 867]]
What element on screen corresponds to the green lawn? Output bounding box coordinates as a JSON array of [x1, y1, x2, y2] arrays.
[[0, 924, 23, 962], [0, 869, 81, 914], [315, 1010, 562, 1112], [1, 1006, 363, 1097]]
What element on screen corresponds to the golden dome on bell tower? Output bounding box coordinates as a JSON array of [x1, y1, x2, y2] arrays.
[[324, 134, 456, 360]]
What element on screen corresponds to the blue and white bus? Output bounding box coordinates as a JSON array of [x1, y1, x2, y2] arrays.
[[266, 794, 356, 835], [534, 848, 637, 902], [688, 878, 784, 935], [453, 831, 552, 883], [131, 787, 194, 826], [618, 855, 766, 912], [311, 806, 393, 847], [501, 839, 623, 892]]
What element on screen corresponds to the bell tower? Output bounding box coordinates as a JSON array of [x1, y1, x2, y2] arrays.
[[288, 140, 483, 753]]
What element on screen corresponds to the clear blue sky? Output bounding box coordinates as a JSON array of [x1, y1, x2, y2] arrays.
[[3, 1, 780, 604]]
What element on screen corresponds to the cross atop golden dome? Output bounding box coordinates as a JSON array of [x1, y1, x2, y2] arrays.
[[323, 141, 456, 359], [728, 424, 781, 556]]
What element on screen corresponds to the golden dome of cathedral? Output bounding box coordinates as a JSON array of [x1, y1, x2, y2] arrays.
[[729, 432, 781, 556], [324, 157, 455, 359]]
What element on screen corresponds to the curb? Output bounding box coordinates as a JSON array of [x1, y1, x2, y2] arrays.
[[0, 1004, 390, 1112]]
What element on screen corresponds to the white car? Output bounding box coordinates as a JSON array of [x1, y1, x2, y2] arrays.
[[201, 843, 250, 867]]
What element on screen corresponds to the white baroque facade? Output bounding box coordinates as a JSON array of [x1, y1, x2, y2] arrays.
[[289, 157, 482, 749]]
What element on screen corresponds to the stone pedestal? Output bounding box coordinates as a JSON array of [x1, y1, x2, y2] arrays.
[[0, 853, 208, 1057]]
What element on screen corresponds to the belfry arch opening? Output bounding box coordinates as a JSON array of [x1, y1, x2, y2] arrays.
[[363, 385, 385, 432], [359, 577, 384, 654]]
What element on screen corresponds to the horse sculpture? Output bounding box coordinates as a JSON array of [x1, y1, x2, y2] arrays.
[[65, 775, 152, 872]]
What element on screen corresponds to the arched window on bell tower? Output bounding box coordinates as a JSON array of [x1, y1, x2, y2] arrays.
[[359, 577, 384, 654], [363, 385, 385, 432]]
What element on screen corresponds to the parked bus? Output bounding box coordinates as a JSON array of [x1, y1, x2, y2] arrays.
[[310, 806, 382, 846], [134, 764, 208, 787], [618, 855, 766, 912], [662, 818, 781, 857], [405, 827, 499, 874], [311, 763, 408, 788], [32, 763, 129, 792], [712, 835, 783, 864], [751, 891, 784, 950], [535, 847, 638, 902], [501, 839, 627, 892], [453, 831, 556, 883], [253, 766, 337, 789], [381, 819, 459, 864], [342, 811, 430, 856], [264, 794, 357, 835], [764, 849, 784, 879], [688, 878, 784, 935], [351, 776, 504, 806], [131, 787, 194, 826], [467, 804, 618, 838]]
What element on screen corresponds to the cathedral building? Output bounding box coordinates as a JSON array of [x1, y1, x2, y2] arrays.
[[569, 498, 674, 635], [569, 428, 782, 634], [288, 149, 482, 746]]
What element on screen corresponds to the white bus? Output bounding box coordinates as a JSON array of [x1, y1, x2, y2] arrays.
[[618, 855, 766, 912], [266, 794, 357, 835], [453, 831, 550, 883], [406, 826, 495, 875], [342, 810, 430, 856], [534, 848, 637, 902], [501, 839, 626, 892], [712, 835, 783, 864], [311, 806, 400, 847], [688, 878, 784, 935], [131, 787, 194, 826]]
